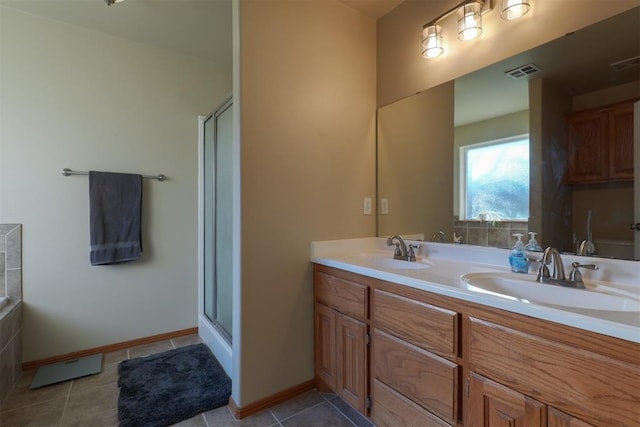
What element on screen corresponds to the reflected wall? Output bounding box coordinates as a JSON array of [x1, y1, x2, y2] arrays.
[[377, 82, 454, 239]]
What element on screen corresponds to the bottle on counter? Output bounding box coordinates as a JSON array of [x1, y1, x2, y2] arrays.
[[524, 231, 543, 251], [509, 233, 530, 274]]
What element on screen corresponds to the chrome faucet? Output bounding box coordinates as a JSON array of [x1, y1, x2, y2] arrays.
[[386, 235, 418, 262], [537, 247, 566, 282], [536, 247, 597, 289], [431, 231, 445, 242]]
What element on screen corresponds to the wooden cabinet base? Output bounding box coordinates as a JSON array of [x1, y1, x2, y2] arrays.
[[371, 379, 452, 427], [314, 264, 640, 427], [467, 373, 545, 427]]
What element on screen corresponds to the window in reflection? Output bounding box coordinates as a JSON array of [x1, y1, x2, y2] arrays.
[[462, 135, 529, 220]]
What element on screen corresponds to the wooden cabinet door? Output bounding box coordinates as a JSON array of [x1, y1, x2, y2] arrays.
[[567, 110, 608, 183], [609, 102, 634, 180], [548, 407, 596, 427], [336, 313, 368, 414], [372, 329, 458, 424], [314, 303, 336, 390], [371, 379, 451, 427], [467, 373, 545, 427]]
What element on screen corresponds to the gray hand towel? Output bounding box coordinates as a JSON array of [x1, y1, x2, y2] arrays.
[[89, 171, 143, 265]]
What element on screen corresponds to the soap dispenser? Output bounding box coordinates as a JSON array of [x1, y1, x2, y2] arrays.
[[509, 233, 530, 274], [525, 232, 543, 252]]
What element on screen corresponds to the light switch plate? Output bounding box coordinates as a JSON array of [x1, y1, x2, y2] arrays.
[[363, 197, 372, 215], [381, 198, 389, 215]]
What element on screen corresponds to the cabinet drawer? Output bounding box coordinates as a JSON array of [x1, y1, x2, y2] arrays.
[[373, 289, 457, 358], [469, 317, 640, 427], [371, 379, 452, 427], [373, 329, 458, 424], [315, 270, 368, 320]]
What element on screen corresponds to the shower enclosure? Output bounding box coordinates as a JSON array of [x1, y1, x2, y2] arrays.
[[198, 96, 233, 375]]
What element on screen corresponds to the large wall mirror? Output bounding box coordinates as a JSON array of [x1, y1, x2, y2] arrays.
[[378, 7, 640, 260]]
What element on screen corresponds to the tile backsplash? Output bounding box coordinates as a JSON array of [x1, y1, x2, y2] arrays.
[[454, 219, 528, 249], [0, 224, 22, 407]]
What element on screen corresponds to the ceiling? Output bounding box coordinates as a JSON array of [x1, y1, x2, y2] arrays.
[[339, 0, 403, 19], [0, 0, 402, 65], [5, 0, 636, 126], [0, 0, 233, 64], [455, 6, 640, 126]]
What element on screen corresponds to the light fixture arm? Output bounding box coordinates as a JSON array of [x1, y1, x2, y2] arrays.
[[425, 0, 491, 27]]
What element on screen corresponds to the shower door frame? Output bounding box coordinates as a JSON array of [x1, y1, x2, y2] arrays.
[[197, 95, 234, 377]]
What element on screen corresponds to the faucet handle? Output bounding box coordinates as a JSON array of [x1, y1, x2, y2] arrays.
[[408, 244, 420, 262], [570, 262, 598, 273], [526, 254, 541, 263], [568, 262, 598, 289]]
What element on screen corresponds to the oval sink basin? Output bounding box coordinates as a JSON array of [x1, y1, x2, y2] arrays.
[[461, 272, 640, 312]]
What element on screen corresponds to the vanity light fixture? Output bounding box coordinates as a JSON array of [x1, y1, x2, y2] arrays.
[[500, 0, 531, 20], [422, 0, 532, 59], [457, 2, 483, 41], [104, 0, 125, 5], [422, 0, 489, 58], [422, 25, 444, 58]]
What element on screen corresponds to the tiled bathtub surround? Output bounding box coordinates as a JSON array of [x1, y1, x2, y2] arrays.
[[454, 219, 528, 249], [0, 224, 23, 406]]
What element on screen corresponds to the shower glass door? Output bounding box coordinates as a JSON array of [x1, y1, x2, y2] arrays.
[[203, 97, 233, 341]]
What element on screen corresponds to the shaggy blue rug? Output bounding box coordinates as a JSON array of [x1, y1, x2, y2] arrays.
[[117, 343, 231, 427]]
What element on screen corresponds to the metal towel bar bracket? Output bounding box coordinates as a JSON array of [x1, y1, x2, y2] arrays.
[[60, 168, 167, 181]]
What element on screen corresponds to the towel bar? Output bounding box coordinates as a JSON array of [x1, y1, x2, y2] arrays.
[[60, 168, 166, 181]]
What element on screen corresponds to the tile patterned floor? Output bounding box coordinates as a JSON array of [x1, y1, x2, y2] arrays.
[[0, 335, 374, 427]]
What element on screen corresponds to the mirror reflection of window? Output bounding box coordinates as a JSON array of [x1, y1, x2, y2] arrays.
[[462, 135, 529, 221]]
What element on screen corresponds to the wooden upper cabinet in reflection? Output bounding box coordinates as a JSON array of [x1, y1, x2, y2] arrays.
[[566, 99, 636, 184]]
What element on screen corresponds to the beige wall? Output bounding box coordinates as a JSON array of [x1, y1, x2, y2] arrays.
[[238, 0, 376, 405], [377, 0, 639, 107], [378, 82, 454, 239], [0, 7, 231, 361]]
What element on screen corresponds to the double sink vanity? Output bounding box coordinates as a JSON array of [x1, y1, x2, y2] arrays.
[[311, 237, 640, 427]]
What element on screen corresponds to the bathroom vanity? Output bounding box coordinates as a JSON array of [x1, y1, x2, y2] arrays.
[[311, 238, 640, 427]]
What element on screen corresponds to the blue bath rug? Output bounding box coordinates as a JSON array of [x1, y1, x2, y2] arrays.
[[117, 343, 231, 427]]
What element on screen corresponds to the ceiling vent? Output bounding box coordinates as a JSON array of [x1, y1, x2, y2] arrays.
[[504, 63, 542, 79], [610, 55, 640, 72]]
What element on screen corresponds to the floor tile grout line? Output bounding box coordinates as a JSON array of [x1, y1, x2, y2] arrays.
[[0, 381, 72, 415], [267, 409, 285, 427], [274, 399, 330, 424], [57, 381, 73, 427], [319, 392, 365, 426], [325, 398, 362, 427], [201, 412, 210, 427]]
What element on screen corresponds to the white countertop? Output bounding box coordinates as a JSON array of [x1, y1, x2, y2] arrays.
[[311, 237, 640, 344]]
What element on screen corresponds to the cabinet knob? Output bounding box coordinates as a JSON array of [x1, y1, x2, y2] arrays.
[[631, 223, 640, 231]]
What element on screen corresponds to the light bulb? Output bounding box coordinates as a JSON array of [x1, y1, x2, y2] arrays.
[[422, 25, 444, 58], [501, 0, 531, 20], [458, 2, 483, 41]]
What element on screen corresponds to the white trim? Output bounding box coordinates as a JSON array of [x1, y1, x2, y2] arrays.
[[197, 97, 235, 378], [231, 0, 242, 406], [634, 101, 639, 260], [197, 114, 206, 334], [198, 313, 233, 376]]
